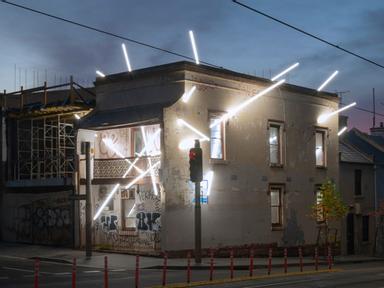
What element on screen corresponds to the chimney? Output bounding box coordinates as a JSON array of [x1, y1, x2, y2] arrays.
[[370, 122, 384, 137]]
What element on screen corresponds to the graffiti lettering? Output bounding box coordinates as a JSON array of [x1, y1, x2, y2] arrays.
[[136, 212, 161, 231]]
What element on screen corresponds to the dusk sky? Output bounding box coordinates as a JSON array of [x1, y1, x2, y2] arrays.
[[1, 0, 384, 132]]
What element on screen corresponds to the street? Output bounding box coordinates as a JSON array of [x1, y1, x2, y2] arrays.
[[0, 255, 383, 288]]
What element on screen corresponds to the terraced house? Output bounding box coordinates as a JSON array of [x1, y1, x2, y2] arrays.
[[75, 61, 339, 254]]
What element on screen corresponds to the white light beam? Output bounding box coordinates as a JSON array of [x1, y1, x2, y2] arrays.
[[317, 70, 339, 92], [271, 62, 299, 81], [141, 126, 159, 196], [206, 171, 214, 196], [96, 70, 106, 78], [74, 114, 81, 120], [121, 43, 132, 72], [210, 79, 285, 129], [338, 126, 347, 136], [177, 118, 210, 141], [182, 86, 197, 103], [317, 102, 356, 124], [189, 30, 200, 65]]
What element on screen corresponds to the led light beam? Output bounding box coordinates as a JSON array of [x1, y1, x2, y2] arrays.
[[177, 118, 210, 141], [271, 62, 299, 81], [182, 86, 197, 103], [121, 43, 132, 72], [141, 126, 159, 196], [317, 70, 339, 92], [96, 70, 106, 78], [210, 79, 285, 129], [317, 102, 356, 124], [189, 30, 200, 65], [338, 126, 347, 136]]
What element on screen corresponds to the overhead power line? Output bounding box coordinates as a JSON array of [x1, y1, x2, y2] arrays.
[[233, 0, 384, 70], [0, 0, 221, 68]]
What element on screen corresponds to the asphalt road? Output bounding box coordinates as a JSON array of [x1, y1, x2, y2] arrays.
[[0, 255, 383, 288]]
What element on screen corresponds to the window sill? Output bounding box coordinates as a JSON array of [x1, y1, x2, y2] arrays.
[[270, 164, 284, 168], [316, 166, 327, 170], [271, 226, 283, 231], [209, 159, 229, 165], [119, 229, 138, 236]]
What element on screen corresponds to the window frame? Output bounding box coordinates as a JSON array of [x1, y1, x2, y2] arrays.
[[315, 128, 327, 168], [362, 215, 369, 242], [269, 184, 285, 229], [354, 169, 362, 196], [120, 186, 137, 231], [267, 120, 284, 167], [209, 111, 226, 161]]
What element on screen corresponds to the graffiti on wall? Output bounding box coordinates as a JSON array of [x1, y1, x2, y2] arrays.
[[93, 183, 162, 251], [6, 196, 71, 245]]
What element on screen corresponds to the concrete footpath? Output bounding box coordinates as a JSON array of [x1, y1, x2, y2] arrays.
[[0, 242, 383, 270]]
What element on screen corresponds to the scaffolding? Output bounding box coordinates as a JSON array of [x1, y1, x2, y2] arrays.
[[17, 114, 76, 180]]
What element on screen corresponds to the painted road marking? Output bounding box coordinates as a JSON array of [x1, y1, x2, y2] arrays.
[[83, 270, 101, 273], [243, 279, 314, 288], [110, 269, 126, 272], [2, 266, 34, 273]]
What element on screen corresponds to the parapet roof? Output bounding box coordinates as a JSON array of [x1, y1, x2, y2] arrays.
[[96, 61, 338, 101]]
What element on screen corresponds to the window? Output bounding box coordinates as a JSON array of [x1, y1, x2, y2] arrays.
[[268, 122, 283, 166], [132, 128, 144, 156], [121, 186, 136, 230], [270, 186, 283, 228], [209, 113, 225, 160], [315, 185, 325, 223], [362, 215, 369, 242], [354, 169, 362, 196], [315, 130, 326, 167]]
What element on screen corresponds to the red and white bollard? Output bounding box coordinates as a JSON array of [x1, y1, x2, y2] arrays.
[[315, 247, 319, 271], [327, 245, 332, 270], [162, 253, 167, 287], [230, 249, 234, 279], [249, 249, 254, 277], [104, 256, 108, 288], [187, 251, 191, 284], [267, 247, 272, 275], [34, 258, 40, 288], [135, 255, 140, 288], [72, 257, 76, 288], [283, 248, 288, 274], [209, 250, 214, 281], [299, 247, 303, 272]]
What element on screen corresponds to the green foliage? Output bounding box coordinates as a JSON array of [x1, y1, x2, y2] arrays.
[[311, 181, 348, 225]]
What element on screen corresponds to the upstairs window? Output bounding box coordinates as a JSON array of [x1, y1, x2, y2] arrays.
[[315, 130, 326, 167], [354, 169, 362, 196], [209, 113, 225, 160], [270, 185, 283, 228], [268, 122, 283, 166]]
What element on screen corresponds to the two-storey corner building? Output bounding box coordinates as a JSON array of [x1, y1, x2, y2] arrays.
[[76, 61, 339, 254]]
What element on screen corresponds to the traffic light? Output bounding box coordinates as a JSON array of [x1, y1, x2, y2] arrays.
[[189, 144, 202, 183]]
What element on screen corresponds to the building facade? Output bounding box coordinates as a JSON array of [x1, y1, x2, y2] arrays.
[[76, 62, 340, 253], [0, 81, 94, 245]]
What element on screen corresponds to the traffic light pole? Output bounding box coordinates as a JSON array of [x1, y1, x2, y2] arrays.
[[195, 181, 202, 264]]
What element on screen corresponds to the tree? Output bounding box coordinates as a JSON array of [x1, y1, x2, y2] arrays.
[[370, 200, 384, 256], [311, 181, 348, 247]]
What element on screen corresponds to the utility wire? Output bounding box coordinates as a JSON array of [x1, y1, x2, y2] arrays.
[[233, 0, 384, 70], [0, 0, 221, 68]]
